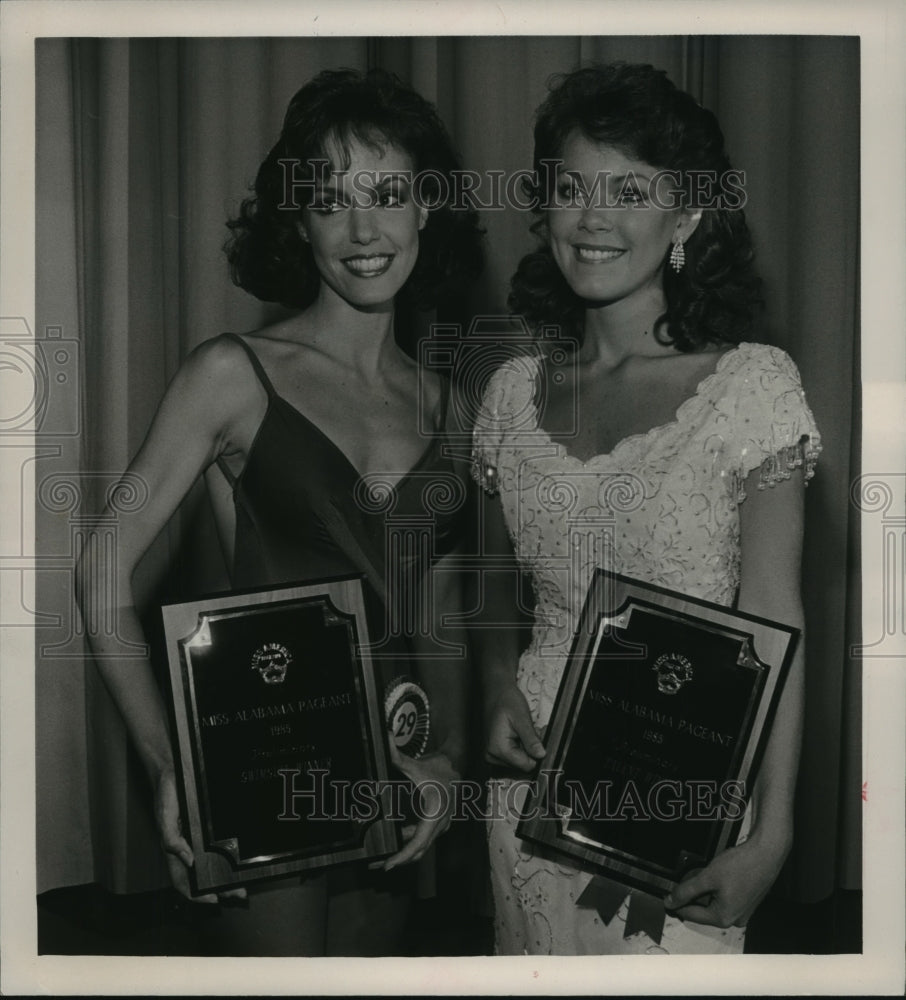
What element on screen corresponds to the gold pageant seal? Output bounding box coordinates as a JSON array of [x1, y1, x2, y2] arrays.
[[652, 652, 693, 695], [250, 642, 292, 685]]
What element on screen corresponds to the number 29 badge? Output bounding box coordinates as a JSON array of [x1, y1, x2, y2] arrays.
[[384, 677, 430, 759]]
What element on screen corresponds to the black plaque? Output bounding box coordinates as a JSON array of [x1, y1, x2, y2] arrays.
[[161, 576, 399, 895], [516, 569, 798, 897]]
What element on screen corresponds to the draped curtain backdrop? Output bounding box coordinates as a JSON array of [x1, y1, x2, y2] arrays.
[[35, 35, 860, 905]]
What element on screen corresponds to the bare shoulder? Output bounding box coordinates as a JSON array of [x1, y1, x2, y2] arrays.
[[120, 333, 269, 508], [667, 340, 743, 384], [688, 340, 739, 368], [141, 333, 270, 463], [183, 332, 254, 379], [237, 322, 335, 391], [173, 333, 263, 413], [641, 341, 733, 384]]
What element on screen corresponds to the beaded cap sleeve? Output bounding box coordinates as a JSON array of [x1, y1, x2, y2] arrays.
[[722, 344, 821, 501]]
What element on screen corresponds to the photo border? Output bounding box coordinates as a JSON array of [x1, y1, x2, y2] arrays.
[[2, 1, 904, 994]]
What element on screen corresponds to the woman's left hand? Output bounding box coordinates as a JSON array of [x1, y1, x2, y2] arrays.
[[382, 743, 459, 870], [663, 836, 788, 928]]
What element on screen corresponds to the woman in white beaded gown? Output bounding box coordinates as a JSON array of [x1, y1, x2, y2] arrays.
[[471, 63, 821, 955]]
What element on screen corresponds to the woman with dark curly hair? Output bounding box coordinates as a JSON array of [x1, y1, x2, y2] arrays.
[[78, 68, 482, 955], [472, 63, 821, 954]]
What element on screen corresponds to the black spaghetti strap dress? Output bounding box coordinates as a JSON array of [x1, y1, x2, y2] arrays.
[[199, 332, 467, 956]]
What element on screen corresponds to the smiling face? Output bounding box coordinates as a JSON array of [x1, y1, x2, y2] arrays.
[[298, 133, 427, 311], [547, 132, 699, 315]]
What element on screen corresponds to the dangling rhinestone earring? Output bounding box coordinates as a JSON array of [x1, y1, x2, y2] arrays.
[[669, 238, 685, 273]]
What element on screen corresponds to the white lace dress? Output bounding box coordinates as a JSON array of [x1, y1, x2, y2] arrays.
[[471, 342, 821, 955]]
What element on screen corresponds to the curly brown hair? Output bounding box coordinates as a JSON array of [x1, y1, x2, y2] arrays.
[[225, 68, 484, 313], [509, 63, 763, 351]]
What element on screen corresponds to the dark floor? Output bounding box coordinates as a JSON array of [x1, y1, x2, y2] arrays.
[[743, 888, 862, 955], [38, 882, 860, 956], [36, 882, 491, 957]]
